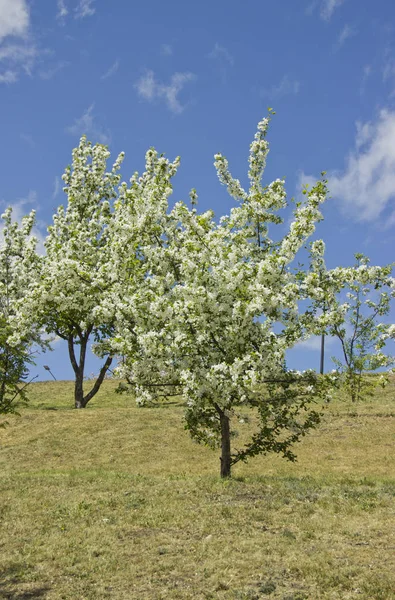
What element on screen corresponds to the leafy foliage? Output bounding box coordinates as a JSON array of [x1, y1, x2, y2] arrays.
[[0, 208, 41, 421]]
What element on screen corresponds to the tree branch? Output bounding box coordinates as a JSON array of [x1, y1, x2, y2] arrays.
[[84, 355, 113, 404], [67, 335, 80, 374]]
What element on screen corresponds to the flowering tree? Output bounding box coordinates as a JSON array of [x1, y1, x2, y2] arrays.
[[27, 138, 124, 408], [101, 148, 182, 387], [110, 115, 348, 477], [307, 248, 395, 401], [0, 208, 41, 420]]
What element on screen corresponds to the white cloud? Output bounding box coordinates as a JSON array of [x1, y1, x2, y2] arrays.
[[0, 191, 46, 254], [297, 336, 322, 351], [208, 43, 234, 82], [0, 41, 37, 67], [0, 0, 38, 84], [305, 1, 318, 16], [354, 119, 373, 150], [383, 62, 394, 82], [135, 70, 195, 114], [261, 74, 300, 99], [296, 335, 336, 351], [39, 60, 69, 80], [20, 133, 35, 147], [307, 0, 346, 21], [320, 0, 345, 21], [0, 41, 39, 83], [52, 177, 61, 200], [302, 110, 395, 222], [161, 44, 172, 56], [297, 172, 318, 194], [209, 43, 234, 66], [382, 57, 395, 92], [0, 14, 42, 85], [57, 0, 68, 20], [66, 104, 110, 144], [75, 0, 95, 19], [0, 189, 35, 213], [0, 0, 29, 42], [0, 68, 17, 83], [136, 70, 155, 100], [58, 0, 95, 22], [162, 73, 195, 114], [360, 64, 371, 95], [334, 24, 356, 51], [101, 59, 119, 80]]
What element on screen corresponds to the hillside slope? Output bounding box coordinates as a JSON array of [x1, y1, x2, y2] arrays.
[[0, 380, 394, 599]]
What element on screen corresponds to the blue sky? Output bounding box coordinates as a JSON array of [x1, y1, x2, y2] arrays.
[[1, 0, 395, 381]]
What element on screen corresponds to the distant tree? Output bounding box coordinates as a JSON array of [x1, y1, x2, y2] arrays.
[[0, 208, 41, 421], [308, 249, 395, 401], [27, 137, 124, 408]]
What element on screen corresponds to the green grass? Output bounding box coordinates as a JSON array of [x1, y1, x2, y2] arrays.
[[0, 379, 394, 599]]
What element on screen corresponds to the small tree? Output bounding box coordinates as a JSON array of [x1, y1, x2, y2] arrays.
[[0, 318, 33, 421], [308, 249, 395, 401], [27, 138, 124, 408], [0, 208, 41, 421], [111, 115, 344, 477]]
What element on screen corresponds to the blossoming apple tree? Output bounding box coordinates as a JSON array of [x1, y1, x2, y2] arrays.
[[0, 208, 42, 418], [27, 137, 125, 408], [109, 114, 357, 477]]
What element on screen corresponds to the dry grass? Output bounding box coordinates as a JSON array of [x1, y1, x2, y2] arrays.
[[0, 379, 394, 599]]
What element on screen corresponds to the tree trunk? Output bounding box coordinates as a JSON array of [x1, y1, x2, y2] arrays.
[[68, 330, 113, 409], [74, 363, 86, 409], [68, 333, 88, 409], [219, 409, 232, 478], [320, 333, 325, 374]]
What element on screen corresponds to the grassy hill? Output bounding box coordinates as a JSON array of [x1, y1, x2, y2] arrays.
[[0, 380, 394, 599]]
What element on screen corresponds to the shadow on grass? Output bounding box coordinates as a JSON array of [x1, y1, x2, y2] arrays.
[[28, 404, 70, 412], [144, 400, 185, 409], [0, 565, 50, 599]]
